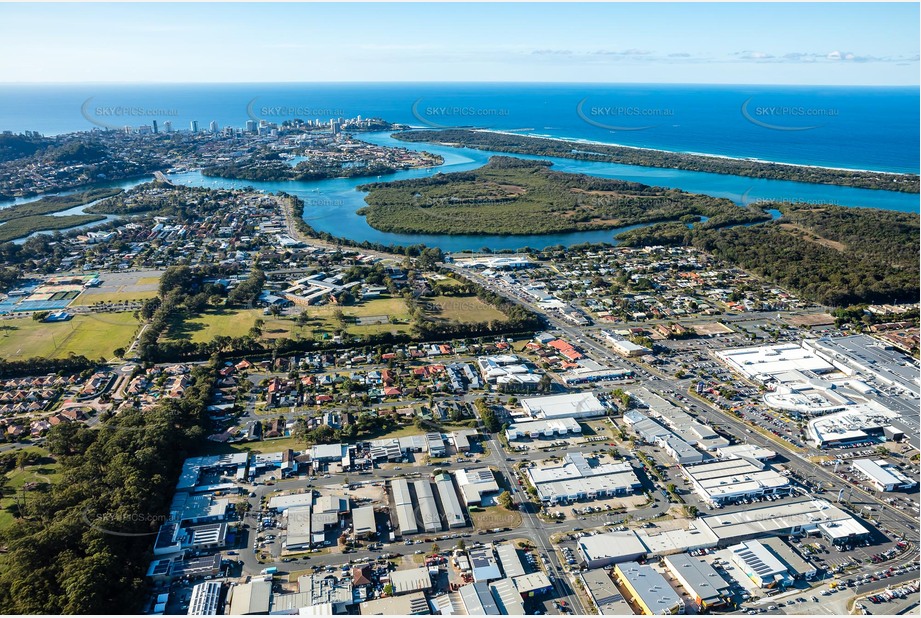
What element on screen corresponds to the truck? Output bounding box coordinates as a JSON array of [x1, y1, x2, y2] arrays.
[[260, 567, 277, 575]]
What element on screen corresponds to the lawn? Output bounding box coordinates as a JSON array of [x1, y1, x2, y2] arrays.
[[164, 308, 301, 344], [421, 295, 508, 324], [0, 447, 61, 531], [0, 312, 140, 360], [71, 289, 159, 305], [202, 435, 304, 455]]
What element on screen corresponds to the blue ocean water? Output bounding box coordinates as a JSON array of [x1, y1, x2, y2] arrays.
[[0, 83, 918, 173]]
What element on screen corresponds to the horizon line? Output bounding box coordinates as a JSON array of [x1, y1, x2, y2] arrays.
[[1, 80, 918, 88]]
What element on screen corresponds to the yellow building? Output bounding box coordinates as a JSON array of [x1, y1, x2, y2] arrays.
[[614, 562, 683, 615]]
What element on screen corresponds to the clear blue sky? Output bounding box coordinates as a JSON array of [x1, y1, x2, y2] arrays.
[[1, 2, 918, 85]]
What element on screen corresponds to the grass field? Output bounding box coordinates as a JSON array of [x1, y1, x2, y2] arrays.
[[421, 295, 508, 323], [164, 297, 415, 345], [0, 312, 140, 360], [71, 290, 160, 305], [165, 308, 301, 344], [0, 447, 61, 531]]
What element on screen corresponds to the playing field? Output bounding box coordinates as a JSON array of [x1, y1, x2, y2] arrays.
[[0, 312, 140, 360]]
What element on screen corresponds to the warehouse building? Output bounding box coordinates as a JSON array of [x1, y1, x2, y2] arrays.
[[351, 505, 377, 539], [681, 457, 791, 506], [581, 569, 634, 615], [392, 478, 419, 535], [188, 581, 222, 616], [622, 410, 705, 464], [578, 531, 648, 569], [454, 468, 500, 506], [490, 578, 527, 614], [527, 452, 641, 505], [228, 579, 272, 615], [521, 392, 607, 420], [425, 433, 446, 457], [414, 480, 442, 533], [389, 567, 433, 595], [360, 591, 430, 615], [505, 417, 582, 441], [716, 444, 776, 461], [729, 540, 793, 589], [807, 406, 901, 448], [614, 562, 683, 615], [458, 582, 500, 615], [851, 458, 917, 492], [700, 497, 871, 547], [434, 474, 467, 529], [496, 543, 527, 578], [513, 572, 553, 597], [470, 545, 502, 583], [758, 537, 817, 580], [663, 553, 731, 610]]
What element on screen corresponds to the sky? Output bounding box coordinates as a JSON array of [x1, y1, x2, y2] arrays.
[[0, 2, 918, 85]]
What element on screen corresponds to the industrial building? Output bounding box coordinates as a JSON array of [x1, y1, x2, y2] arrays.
[[228, 579, 272, 615], [351, 505, 377, 539], [470, 545, 503, 582], [526, 452, 641, 505], [496, 543, 527, 578], [388, 567, 433, 595], [681, 457, 791, 506], [663, 553, 731, 610], [513, 572, 553, 597], [434, 474, 467, 529], [578, 531, 648, 569], [622, 410, 705, 465], [296, 573, 355, 612], [716, 444, 776, 461], [188, 581, 222, 616], [391, 478, 419, 535], [360, 591, 430, 615], [581, 569, 634, 615], [454, 468, 500, 506], [758, 537, 818, 580], [699, 497, 870, 547], [520, 392, 607, 419], [268, 492, 315, 512], [284, 505, 319, 551], [414, 480, 442, 533], [851, 458, 917, 492], [425, 433, 446, 458], [490, 579, 526, 615], [729, 540, 793, 589], [505, 417, 582, 441], [614, 562, 683, 615], [458, 581, 500, 615]]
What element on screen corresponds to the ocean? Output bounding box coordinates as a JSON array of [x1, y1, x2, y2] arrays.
[[1, 83, 918, 173]]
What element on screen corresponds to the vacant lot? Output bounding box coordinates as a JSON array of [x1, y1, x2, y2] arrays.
[[165, 308, 300, 344], [0, 312, 139, 360], [421, 295, 508, 324], [469, 505, 522, 531], [72, 270, 163, 305]]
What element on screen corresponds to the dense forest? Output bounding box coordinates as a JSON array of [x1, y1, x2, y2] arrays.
[[357, 156, 769, 235], [0, 363, 217, 613], [617, 202, 920, 306], [395, 129, 919, 193], [202, 156, 402, 182]]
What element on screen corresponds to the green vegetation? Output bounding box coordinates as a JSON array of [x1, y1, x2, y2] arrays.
[[0, 188, 123, 222], [475, 398, 502, 433], [618, 202, 920, 306], [0, 214, 106, 243], [0, 313, 140, 361], [395, 129, 919, 193], [0, 363, 216, 613], [357, 156, 769, 235]]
